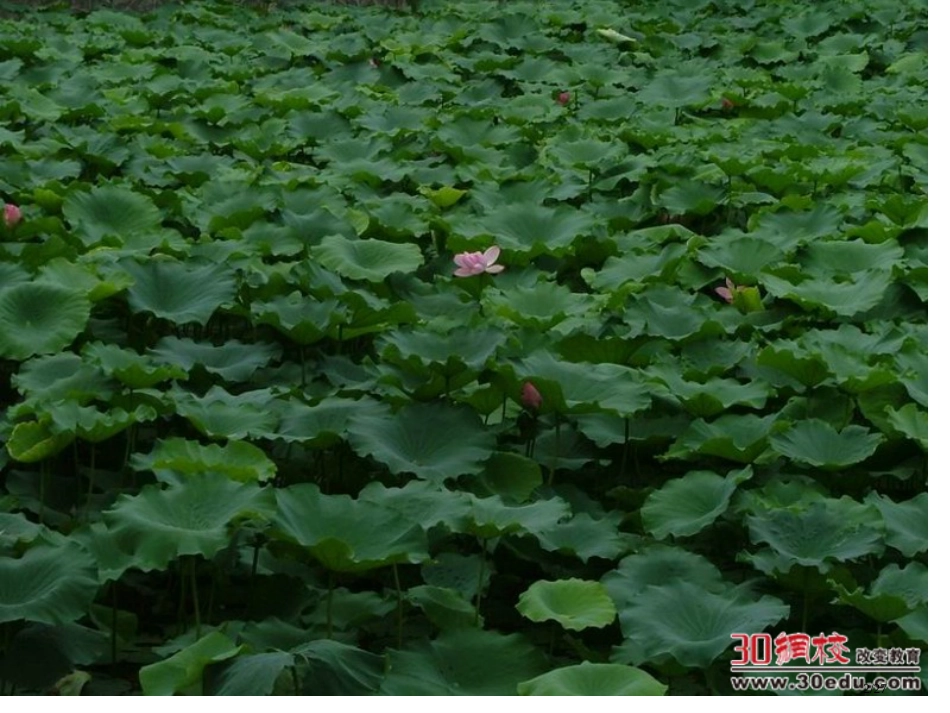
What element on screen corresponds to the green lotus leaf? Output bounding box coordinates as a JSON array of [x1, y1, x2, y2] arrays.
[[275, 396, 388, 448], [624, 285, 713, 342], [378, 327, 507, 375], [11, 353, 112, 406], [749, 205, 844, 251], [131, 437, 276, 484], [359, 481, 471, 533], [769, 419, 884, 469], [474, 452, 542, 503], [534, 511, 629, 562], [140, 631, 244, 696], [0, 282, 90, 360], [420, 185, 467, 208], [250, 292, 346, 345], [148, 337, 280, 383], [802, 239, 904, 274], [0, 543, 99, 625], [698, 236, 786, 277], [886, 403, 927, 449], [407, 585, 480, 631], [464, 494, 570, 539], [831, 563, 927, 623], [585, 244, 687, 291], [657, 181, 726, 216], [517, 579, 616, 631], [63, 184, 162, 247], [614, 580, 789, 668], [648, 365, 772, 417], [664, 414, 776, 463], [171, 386, 280, 440], [380, 629, 546, 696], [0, 513, 46, 548], [104, 474, 275, 572], [83, 342, 187, 388], [756, 343, 832, 389], [207, 651, 294, 696], [744, 499, 884, 574], [347, 403, 495, 484], [272, 484, 429, 572], [760, 270, 891, 317], [896, 606, 927, 643], [518, 662, 667, 696], [896, 349, 927, 407], [47, 402, 157, 443], [6, 420, 74, 463], [866, 492, 927, 557], [638, 70, 713, 108], [484, 282, 598, 329], [641, 467, 751, 539], [312, 234, 423, 282], [452, 203, 595, 256], [293, 639, 386, 695], [124, 259, 236, 326], [513, 351, 651, 417], [0, 623, 106, 692], [602, 546, 725, 610]]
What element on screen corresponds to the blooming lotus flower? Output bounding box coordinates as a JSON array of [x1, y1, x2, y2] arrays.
[[453, 246, 504, 277], [3, 203, 21, 228], [557, 91, 571, 106], [715, 277, 737, 303], [521, 381, 542, 410]]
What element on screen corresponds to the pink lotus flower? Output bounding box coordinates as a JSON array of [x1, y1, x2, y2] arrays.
[[521, 381, 542, 410], [453, 246, 504, 277], [557, 91, 571, 106], [715, 278, 736, 303], [3, 203, 21, 228]]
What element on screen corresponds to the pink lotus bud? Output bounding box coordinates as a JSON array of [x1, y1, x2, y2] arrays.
[[3, 203, 21, 228], [521, 381, 542, 410], [721, 97, 735, 110], [557, 91, 571, 106]]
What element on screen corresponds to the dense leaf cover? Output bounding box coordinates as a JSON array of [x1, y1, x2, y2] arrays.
[[0, 0, 926, 696]]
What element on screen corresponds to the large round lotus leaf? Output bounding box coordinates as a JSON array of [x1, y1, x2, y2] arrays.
[[359, 480, 471, 533], [293, 639, 386, 695], [380, 629, 546, 695], [518, 662, 667, 696], [698, 236, 786, 276], [11, 352, 112, 404], [483, 282, 597, 330], [140, 631, 244, 696], [131, 437, 277, 484], [347, 403, 495, 484], [207, 651, 294, 696], [534, 511, 629, 563], [275, 396, 388, 448], [648, 366, 772, 417], [464, 494, 570, 539], [170, 386, 279, 440], [272, 484, 429, 572], [378, 327, 507, 373], [104, 473, 275, 572], [769, 419, 884, 469], [664, 414, 776, 463], [406, 585, 480, 631], [744, 499, 884, 574], [0, 543, 99, 625], [452, 202, 594, 255], [760, 270, 891, 317], [602, 546, 724, 610], [63, 184, 162, 247], [250, 292, 346, 345], [866, 492, 927, 557], [6, 420, 74, 462], [613, 581, 789, 668], [83, 341, 187, 388], [830, 562, 927, 623], [641, 467, 751, 539], [516, 579, 616, 631], [123, 259, 236, 326], [47, 401, 156, 443], [638, 70, 713, 108], [148, 337, 280, 383], [0, 283, 90, 360], [513, 351, 651, 417], [312, 234, 423, 282]]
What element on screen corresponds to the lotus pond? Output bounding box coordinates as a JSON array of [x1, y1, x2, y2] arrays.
[[0, 0, 927, 696]]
